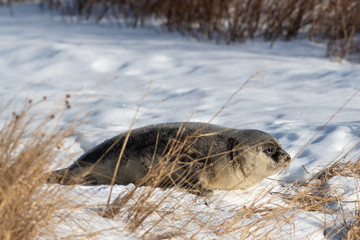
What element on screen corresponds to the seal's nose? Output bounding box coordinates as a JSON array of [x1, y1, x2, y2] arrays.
[[278, 149, 291, 162]]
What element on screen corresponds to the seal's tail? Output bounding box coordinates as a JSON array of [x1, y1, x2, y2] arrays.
[[46, 168, 70, 184], [46, 167, 98, 185]]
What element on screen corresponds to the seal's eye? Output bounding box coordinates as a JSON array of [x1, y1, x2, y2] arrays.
[[264, 147, 275, 155]]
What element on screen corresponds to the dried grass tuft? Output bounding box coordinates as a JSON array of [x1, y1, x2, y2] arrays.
[[0, 101, 74, 240]]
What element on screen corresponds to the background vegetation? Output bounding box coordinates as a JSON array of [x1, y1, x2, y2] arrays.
[[4, 0, 358, 60]]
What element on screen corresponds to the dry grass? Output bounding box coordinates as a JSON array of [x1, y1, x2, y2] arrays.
[[1, 88, 359, 239], [10, 0, 357, 60], [0, 100, 76, 240]]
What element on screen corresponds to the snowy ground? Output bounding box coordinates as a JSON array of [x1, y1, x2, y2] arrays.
[[1, 3, 360, 239]]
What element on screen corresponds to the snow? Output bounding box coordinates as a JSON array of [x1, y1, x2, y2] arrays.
[[1, 3, 360, 239]]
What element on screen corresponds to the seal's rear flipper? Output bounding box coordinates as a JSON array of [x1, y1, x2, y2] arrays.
[[47, 168, 98, 185], [47, 168, 69, 184]]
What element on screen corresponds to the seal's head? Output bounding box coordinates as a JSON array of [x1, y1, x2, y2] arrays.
[[235, 130, 291, 182], [204, 129, 291, 191]]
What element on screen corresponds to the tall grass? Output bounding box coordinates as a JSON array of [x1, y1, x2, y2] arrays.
[[2, 91, 359, 238], [28, 0, 360, 60], [0, 100, 74, 240]]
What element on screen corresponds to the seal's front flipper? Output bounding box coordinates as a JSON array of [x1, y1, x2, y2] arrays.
[[189, 187, 214, 197]]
